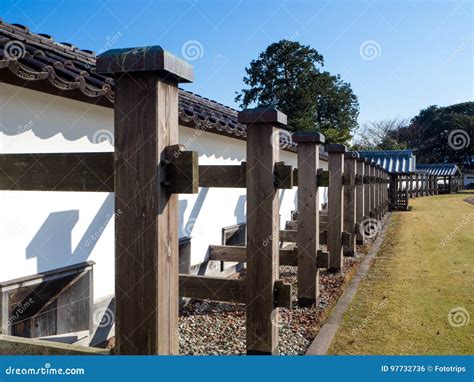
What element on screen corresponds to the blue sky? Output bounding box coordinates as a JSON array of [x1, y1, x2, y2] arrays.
[[1, 0, 472, 127]]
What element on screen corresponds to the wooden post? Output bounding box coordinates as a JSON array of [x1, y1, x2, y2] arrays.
[[364, 160, 371, 218], [238, 108, 286, 355], [97, 46, 193, 355], [326, 144, 346, 273], [293, 132, 325, 307], [343, 152, 358, 255], [355, 159, 365, 243], [375, 165, 381, 220], [435, 176, 439, 194], [370, 163, 376, 218]]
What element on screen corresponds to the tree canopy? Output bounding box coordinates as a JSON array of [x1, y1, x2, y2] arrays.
[[398, 102, 473, 168], [235, 40, 359, 143]]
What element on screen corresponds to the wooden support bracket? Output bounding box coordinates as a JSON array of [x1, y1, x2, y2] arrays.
[[342, 172, 354, 186], [274, 162, 294, 189], [164, 145, 199, 194], [320, 230, 328, 245], [273, 280, 292, 309], [355, 174, 364, 185], [316, 168, 330, 187], [341, 231, 352, 247], [316, 250, 330, 268]]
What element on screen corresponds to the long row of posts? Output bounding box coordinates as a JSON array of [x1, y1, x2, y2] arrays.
[[96, 45, 390, 355]]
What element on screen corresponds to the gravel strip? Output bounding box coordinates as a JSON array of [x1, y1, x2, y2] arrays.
[[179, 242, 372, 355]]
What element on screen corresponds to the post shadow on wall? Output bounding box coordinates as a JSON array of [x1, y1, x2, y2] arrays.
[[234, 194, 246, 223], [26, 194, 114, 274]]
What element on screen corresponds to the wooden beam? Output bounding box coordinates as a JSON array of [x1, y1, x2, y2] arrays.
[[97, 46, 193, 355], [0, 152, 114, 192], [198, 163, 246, 188], [208, 245, 298, 266], [326, 144, 346, 273], [179, 275, 246, 303], [293, 131, 324, 307], [239, 107, 285, 355]]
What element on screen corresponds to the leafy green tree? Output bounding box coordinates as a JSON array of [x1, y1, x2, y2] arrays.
[[398, 102, 473, 169], [235, 40, 359, 143]]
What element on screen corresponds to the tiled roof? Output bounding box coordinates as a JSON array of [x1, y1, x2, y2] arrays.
[[416, 163, 461, 177], [358, 150, 416, 174], [0, 19, 301, 153]]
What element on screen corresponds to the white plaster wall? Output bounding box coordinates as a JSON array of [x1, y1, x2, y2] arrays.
[[0, 83, 329, 302]]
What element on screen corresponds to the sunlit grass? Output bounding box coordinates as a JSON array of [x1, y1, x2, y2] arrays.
[[328, 191, 474, 355]]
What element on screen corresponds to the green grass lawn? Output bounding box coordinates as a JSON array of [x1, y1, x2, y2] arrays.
[[328, 191, 474, 355]]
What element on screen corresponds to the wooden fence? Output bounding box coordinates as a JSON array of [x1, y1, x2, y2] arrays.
[[0, 45, 442, 355]]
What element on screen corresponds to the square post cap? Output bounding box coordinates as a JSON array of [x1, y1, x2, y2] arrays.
[[356, 157, 366, 163], [375, 164, 381, 169], [96, 45, 193, 83], [238, 107, 287, 126], [344, 151, 359, 159], [370, 161, 376, 167], [363, 158, 371, 164], [292, 131, 325, 144], [325, 143, 346, 153]]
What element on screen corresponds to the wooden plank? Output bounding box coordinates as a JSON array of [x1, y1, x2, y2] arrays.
[[343, 152, 357, 255], [239, 108, 284, 355], [179, 275, 246, 303], [326, 144, 346, 273], [198, 163, 246, 188], [0, 152, 114, 192], [99, 48, 192, 355], [293, 131, 324, 307], [208, 245, 298, 266]]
